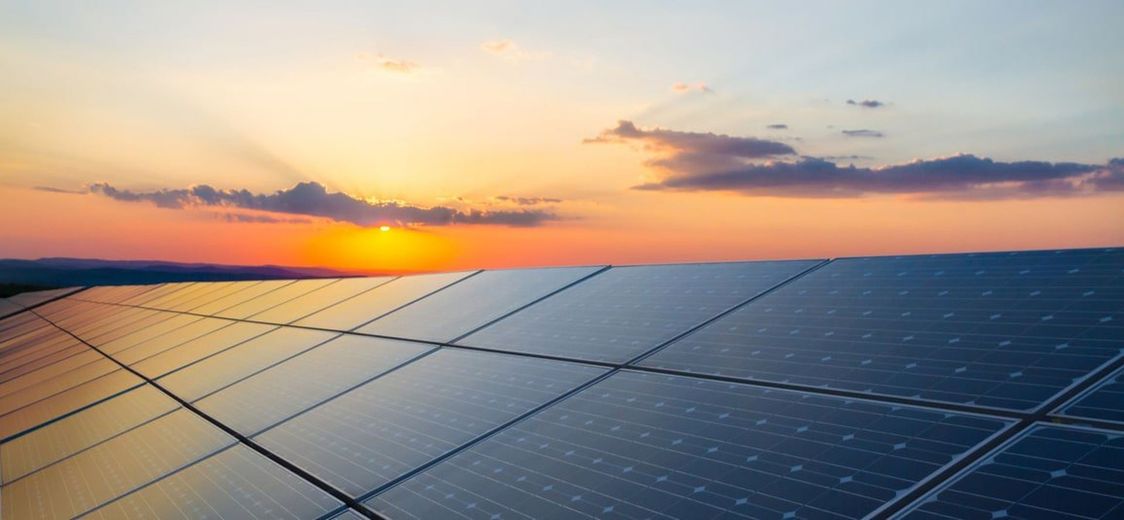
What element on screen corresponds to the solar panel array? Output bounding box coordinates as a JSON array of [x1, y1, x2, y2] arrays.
[[0, 247, 1120, 519]]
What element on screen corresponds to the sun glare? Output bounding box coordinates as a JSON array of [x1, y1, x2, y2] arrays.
[[379, 225, 391, 232]]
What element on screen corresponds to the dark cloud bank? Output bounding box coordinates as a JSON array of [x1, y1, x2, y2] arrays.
[[86, 181, 557, 227], [588, 120, 1124, 199]]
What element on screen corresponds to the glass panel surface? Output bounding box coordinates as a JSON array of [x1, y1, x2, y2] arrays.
[[215, 279, 339, 319], [0, 358, 119, 415], [195, 335, 433, 435], [95, 313, 205, 355], [157, 327, 338, 402], [175, 280, 264, 312], [130, 322, 276, 379], [0, 342, 90, 384], [294, 271, 475, 331], [83, 445, 342, 520], [643, 248, 1124, 412], [254, 349, 606, 497], [897, 425, 1124, 520], [359, 266, 601, 343], [460, 260, 819, 363], [369, 370, 1011, 520], [110, 318, 233, 366], [0, 409, 233, 520], [6, 287, 81, 308], [188, 280, 294, 315], [0, 370, 143, 440], [1057, 365, 1124, 424], [248, 276, 394, 325], [1, 385, 178, 483], [0, 347, 104, 399]]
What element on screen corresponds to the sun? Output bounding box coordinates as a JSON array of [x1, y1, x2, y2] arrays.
[[379, 225, 391, 232]]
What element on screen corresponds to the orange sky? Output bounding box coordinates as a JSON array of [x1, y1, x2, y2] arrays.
[[0, 3, 1121, 272]]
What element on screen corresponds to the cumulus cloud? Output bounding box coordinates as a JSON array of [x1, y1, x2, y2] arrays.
[[357, 52, 422, 75], [480, 39, 547, 62], [587, 121, 1123, 199], [766, 124, 788, 130], [88, 181, 558, 227], [842, 129, 885, 138], [671, 82, 713, 94], [846, 99, 886, 108]]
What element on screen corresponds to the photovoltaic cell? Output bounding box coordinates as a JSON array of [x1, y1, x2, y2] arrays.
[[194, 334, 434, 435], [82, 445, 342, 520], [358, 266, 602, 343], [294, 271, 476, 332], [642, 248, 1124, 412], [0, 408, 233, 519], [214, 279, 339, 320], [247, 276, 395, 325], [156, 327, 337, 402], [459, 260, 820, 363], [0, 357, 120, 416], [6, 287, 81, 308], [110, 318, 234, 365], [1057, 365, 1124, 425], [129, 321, 276, 379], [189, 280, 294, 315], [0, 369, 144, 440], [0, 385, 178, 483], [254, 349, 607, 497], [369, 370, 1012, 520], [895, 425, 1124, 520]]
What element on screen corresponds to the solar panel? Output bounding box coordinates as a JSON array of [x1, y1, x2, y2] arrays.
[[253, 349, 607, 498], [642, 248, 1124, 412], [0, 357, 119, 415], [247, 276, 395, 325], [189, 280, 294, 315], [0, 384, 178, 483], [0, 298, 24, 318], [368, 370, 1012, 519], [82, 445, 343, 520], [194, 335, 434, 435], [129, 321, 276, 379], [0, 408, 233, 519], [0, 369, 143, 440], [895, 424, 1124, 519], [294, 271, 477, 331], [357, 266, 602, 343], [1056, 365, 1124, 425], [215, 279, 339, 320], [458, 260, 820, 363], [5, 287, 81, 309], [154, 327, 338, 401]]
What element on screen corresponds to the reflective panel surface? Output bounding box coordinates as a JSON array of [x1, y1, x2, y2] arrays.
[[643, 249, 1124, 411], [460, 261, 819, 363], [129, 321, 276, 379], [294, 271, 475, 331], [369, 370, 1011, 520], [1057, 365, 1124, 425], [249, 276, 395, 325]]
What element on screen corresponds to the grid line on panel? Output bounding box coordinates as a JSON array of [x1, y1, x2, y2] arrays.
[[28, 310, 389, 520], [346, 270, 485, 332], [0, 286, 87, 320]]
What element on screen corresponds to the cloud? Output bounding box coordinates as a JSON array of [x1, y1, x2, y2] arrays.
[[480, 39, 547, 62], [495, 195, 564, 206], [671, 82, 714, 94], [357, 53, 422, 75], [842, 129, 885, 138], [585, 121, 795, 177], [588, 121, 1123, 199], [766, 124, 788, 130], [34, 186, 85, 194], [846, 99, 886, 108], [88, 181, 558, 227]]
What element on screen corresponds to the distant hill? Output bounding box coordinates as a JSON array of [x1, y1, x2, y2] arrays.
[[0, 257, 367, 291]]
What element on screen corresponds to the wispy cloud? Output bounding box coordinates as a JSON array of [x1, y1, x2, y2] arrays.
[[846, 99, 886, 108], [495, 195, 564, 206], [589, 121, 1123, 199], [842, 129, 885, 138], [766, 124, 788, 130], [357, 52, 422, 75], [671, 82, 713, 94], [480, 39, 548, 62], [87, 181, 558, 227]]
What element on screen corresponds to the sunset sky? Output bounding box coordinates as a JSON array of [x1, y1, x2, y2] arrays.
[[1, 1, 1121, 273]]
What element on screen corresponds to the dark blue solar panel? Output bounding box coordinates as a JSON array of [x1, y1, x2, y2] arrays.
[[253, 349, 607, 498], [896, 425, 1124, 520], [642, 248, 1124, 412], [459, 260, 820, 363], [1057, 365, 1124, 425], [367, 370, 1012, 520]]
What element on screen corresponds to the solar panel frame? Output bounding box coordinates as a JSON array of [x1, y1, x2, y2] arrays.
[[1053, 363, 1124, 427]]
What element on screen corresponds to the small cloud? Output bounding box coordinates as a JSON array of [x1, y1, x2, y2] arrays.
[[480, 39, 548, 62], [34, 186, 86, 195], [846, 99, 887, 108], [766, 124, 789, 130], [357, 52, 422, 75], [842, 129, 885, 138], [89, 181, 559, 227], [495, 195, 564, 206], [671, 82, 714, 94]]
